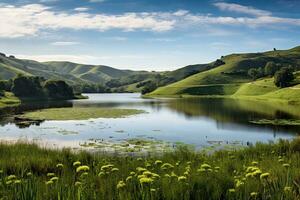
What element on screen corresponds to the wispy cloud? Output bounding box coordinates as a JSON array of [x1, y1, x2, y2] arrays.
[[50, 41, 80, 46], [88, 0, 106, 3], [0, 4, 175, 38], [39, 0, 59, 3], [1, 3, 300, 38], [74, 7, 89, 12], [214, 2, 271, 16]]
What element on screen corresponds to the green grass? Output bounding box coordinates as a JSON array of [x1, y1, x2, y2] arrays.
[[20, 107, 145, 120], [0, 92, 20, 108], [0, 139, 299, 199], [150, 46, 300, 101]]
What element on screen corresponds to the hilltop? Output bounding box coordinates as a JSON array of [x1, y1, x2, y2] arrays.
[[149, 46, 300, 103], [0, 53, 214, 93]]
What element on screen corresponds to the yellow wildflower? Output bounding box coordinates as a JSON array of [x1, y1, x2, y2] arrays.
[[126, 176, 133, 182], [154, 160, 162, 165], [260, 173, 270, 180], [111, 168, 119, 172], [76, 165, 90, 173], [282, 163, 290, 168], [45, 180, 54, 185], [228, 189, 235, 193], [75, 181, 82, 187], [161, 163, 174, 170], [14, 180, 21, 184], [73, 161, 81, 167], [200, 163, 211, 169], [139, 177, 153, 184], [50, 177, 59, 182], [7, 175, 16, 180], [284, 186, 292, 192], [136, 167, 147, 173], [250, 192, 258, 197], [56, 163, 64, 168], [178, 176, 187, 182], [117, 180, 126, 189]]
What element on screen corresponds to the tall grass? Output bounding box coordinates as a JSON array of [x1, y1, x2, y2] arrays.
[[0, 139, 299, 199]]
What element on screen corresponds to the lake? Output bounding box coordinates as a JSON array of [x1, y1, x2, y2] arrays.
[[0, 93, 298, 150]]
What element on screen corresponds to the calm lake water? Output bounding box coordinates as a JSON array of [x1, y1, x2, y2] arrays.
[[0, 93, 298, 149]]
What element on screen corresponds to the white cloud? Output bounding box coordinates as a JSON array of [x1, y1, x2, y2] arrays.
[[1, 3, 300, 38], [214, 2, 271, 16], [74, 7, 89, 12], [50, 41, 80, 46], [183, 14, 300, 28], [39, 0, 59, 3], [88, 0, 106, 3], [173, 10, 189, 17], [0, 4, 175, 38]]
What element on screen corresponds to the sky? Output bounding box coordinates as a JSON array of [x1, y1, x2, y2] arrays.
[[0, 0, 300, 71]]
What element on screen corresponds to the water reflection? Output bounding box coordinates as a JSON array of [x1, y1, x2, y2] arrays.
[[166, 98, 300, 133], [0, 93, 297, 149]]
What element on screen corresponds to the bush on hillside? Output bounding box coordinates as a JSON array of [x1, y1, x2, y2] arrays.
[[274, 67, 294, 88], [141, 82, 157, 94], [247, 68, 264, 80], [264, 61, 278, 76]]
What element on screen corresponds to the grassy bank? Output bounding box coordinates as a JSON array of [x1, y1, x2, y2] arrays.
[[20, 107, 145, 120], [0, 139, 299, 199], [0, 92, 20, 108]]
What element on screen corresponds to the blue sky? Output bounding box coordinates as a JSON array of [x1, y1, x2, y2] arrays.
[[0, 0, 300, 70]]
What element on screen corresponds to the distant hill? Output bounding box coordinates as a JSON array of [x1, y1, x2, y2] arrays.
[[0, 53, 216, 92], [149, 46, 300, 102]]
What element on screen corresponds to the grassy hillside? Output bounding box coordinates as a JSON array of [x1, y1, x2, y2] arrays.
[[0, 55, 85, 85], [0, 54, 215, 92], [44, 61, 132, 84], [150, 46, 300, 102]]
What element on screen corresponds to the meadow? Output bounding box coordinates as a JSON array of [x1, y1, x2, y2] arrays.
[[0, 138, 299, 200], [20, 107, 145, 120]]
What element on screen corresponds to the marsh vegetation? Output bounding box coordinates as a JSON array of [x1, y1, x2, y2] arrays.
[[0, 138, 299, 199]]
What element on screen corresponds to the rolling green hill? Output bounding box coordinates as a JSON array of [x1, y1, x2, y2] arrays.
[[149, 46, 300, 102], [0, 53, 216, 92]]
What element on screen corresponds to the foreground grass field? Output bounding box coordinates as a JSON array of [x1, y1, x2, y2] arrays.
[[0, 139, 299, 199], [20, 107, 145, 120]]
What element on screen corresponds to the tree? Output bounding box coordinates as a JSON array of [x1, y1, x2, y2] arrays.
[[141, 82, 157, 95], [44, 80, 74, 99], [0, 80, 12, 91], [264, 61, 278, 76], [248, 68, 263, 80], [274, 67, 294, 88], [12, 76, 44, 97]]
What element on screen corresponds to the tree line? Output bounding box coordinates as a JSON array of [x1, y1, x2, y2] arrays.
[[247, 61, 296, 88], [0, 75, 75, 100]]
